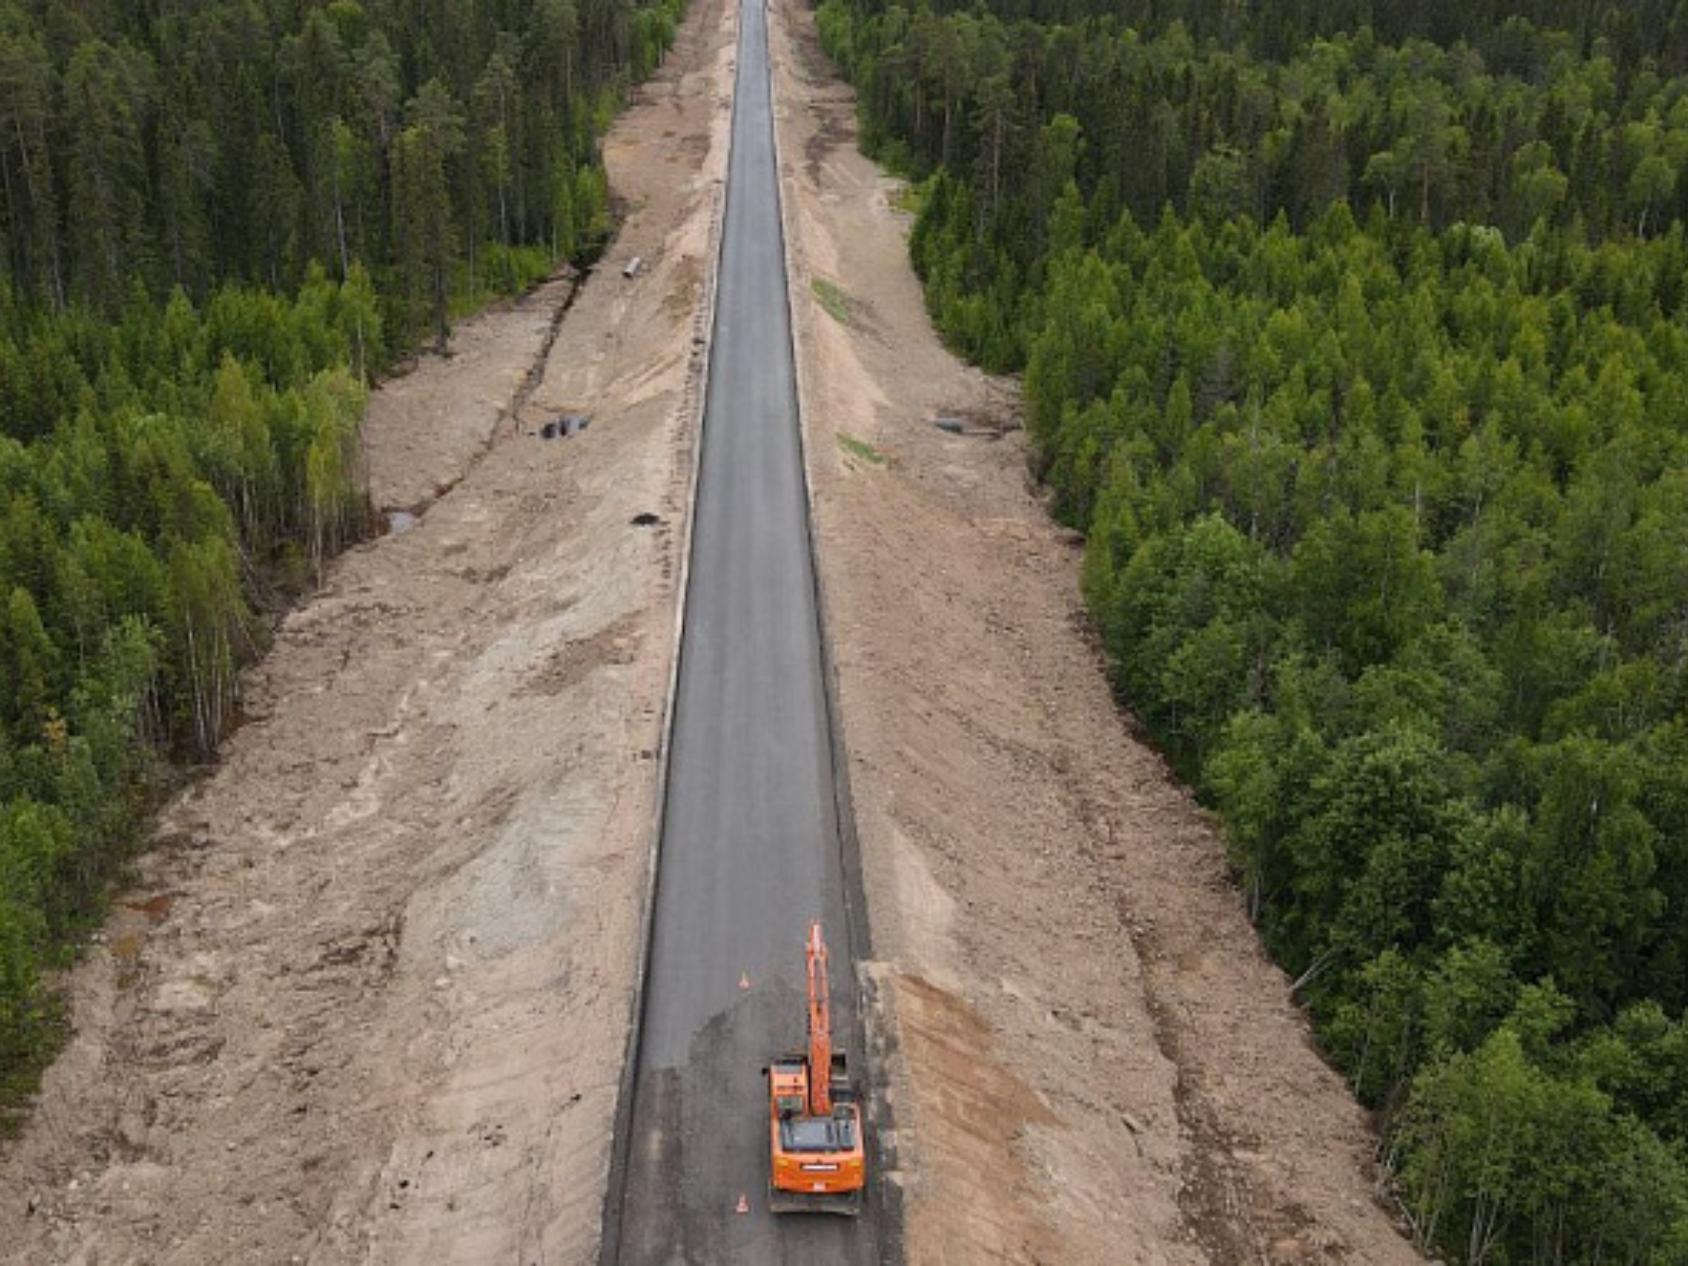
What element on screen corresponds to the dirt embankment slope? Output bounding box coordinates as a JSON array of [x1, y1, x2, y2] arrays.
[[0, 0, 734, 1259], [768, 1, 1427, 1262]]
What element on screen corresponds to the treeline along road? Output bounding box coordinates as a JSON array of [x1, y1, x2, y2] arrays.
[[0, 0, 680, 1124], [816, 0, 1688, 1259]]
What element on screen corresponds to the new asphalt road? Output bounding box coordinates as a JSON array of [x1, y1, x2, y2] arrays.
[[604, 0, 883, 1261]]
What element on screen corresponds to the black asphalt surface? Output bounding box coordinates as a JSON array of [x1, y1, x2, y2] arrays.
[[607, 0, 881, 1261]]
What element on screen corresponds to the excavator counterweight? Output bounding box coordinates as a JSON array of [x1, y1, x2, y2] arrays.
[[766, 921, 865, 1215]]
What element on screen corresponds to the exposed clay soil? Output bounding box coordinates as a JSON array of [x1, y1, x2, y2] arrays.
[[768, 1, 1429, 1263], [0, 0, 735, 1259]]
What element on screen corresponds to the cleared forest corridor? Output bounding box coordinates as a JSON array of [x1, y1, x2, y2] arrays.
[[603, 0, 882, 1261]]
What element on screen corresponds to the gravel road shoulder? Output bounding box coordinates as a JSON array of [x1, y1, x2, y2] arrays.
[[768, 0, 1427, 1262], [0, 1, 734, 1260]]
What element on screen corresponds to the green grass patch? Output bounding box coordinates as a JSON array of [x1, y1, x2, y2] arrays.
[[811, 277, 852, 324], [836, 432, 886, 465], [447, 243, 562, 321], [891, 180, 926, 216]]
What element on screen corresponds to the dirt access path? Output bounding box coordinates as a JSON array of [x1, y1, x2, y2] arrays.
[[769, 1, 1428, 1263], [0, 0, 735, 1259]]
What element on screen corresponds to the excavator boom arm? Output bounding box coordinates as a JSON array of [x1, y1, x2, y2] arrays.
[[806, 921, 833, 1116]]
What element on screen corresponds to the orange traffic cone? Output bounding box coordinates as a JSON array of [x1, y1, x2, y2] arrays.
[[735, 1193, 750, 1215]]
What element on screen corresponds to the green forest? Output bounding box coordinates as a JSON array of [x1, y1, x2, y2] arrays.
[[818, 0, 1688, 1260], [0, 0, 680, 1117]]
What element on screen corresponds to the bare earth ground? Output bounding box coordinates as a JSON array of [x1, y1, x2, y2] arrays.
[[0, 0, 734, 1259], [362, 273, 577, 516], [768, 1, 1428, 1263]]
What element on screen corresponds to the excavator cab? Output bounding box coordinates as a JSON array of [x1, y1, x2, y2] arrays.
[[766, 922, 865, 1215]]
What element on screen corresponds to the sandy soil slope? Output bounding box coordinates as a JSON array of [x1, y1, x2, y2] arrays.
[[768, 1, 1428, 1262], [0, 0, 734, 1260], [360, 273, 576, 517]]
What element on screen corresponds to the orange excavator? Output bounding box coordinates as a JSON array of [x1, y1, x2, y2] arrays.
[[766, 921, 865, 1214]]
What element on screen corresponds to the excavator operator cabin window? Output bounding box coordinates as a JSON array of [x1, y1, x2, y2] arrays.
[[779, 1116, 858, 1153]]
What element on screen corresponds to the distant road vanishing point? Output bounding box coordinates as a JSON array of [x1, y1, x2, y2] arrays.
[[602, 0, 885, 1261]]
